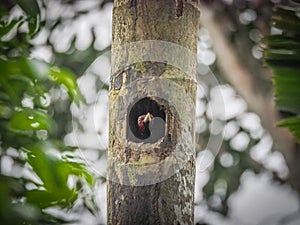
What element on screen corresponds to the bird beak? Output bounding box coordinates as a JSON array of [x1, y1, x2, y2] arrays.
[[143, 112, 152, 123]]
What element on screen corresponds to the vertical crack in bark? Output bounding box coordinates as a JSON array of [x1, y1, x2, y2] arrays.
[[129, 0, 138, 41], [175, 0, 184, 18]]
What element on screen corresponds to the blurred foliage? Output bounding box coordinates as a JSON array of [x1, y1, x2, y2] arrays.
[[0, 0, 96, 224], [197, 115, 262, 216], [201, 0, 275, 93], [31, 0, 111, 139], [197, 0, 275, 217], [199, 0, 300, 222], [202, 145, 261, 215], [263, 3, 300, 143]]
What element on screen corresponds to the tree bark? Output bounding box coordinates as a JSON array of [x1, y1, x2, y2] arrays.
[[108, 0, 200, 224]]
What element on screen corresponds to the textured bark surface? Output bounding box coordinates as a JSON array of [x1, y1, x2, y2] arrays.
[[108, 1, 200, 224]]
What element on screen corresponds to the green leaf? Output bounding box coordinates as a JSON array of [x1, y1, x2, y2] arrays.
[[264, 49, 300, 61], [0, 58, 49, 82], [271, 67, 300, 114], [26, 189, 77, 209], [51, 140, 78, 152], [18, 58, 49, 81], [262, 3, 300, 143], [25, 143, 93, 208], [262, 35, 300, 50], [16, 0, 41, 37], [277, 117, 300, 143], [0, 103, 12, 118], [0, 17, 25, 38], [27, 144, 67, 190], [49, 67, 83, 105], [67, 161, 94, 186], [272, 5, 300, 33], [16, 0, 40, 18], [9, 108, 54, 132], [0, 56, 83, 107], [264, 49, 300, 68], [0, 58, 49, 106], [26, 144, 78, 208]]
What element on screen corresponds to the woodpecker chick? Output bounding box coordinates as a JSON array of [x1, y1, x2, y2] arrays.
[[137, 112, 153, 135], [137, 112, 165, 142]]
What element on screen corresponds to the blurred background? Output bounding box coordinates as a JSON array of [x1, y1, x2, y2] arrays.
[[0, 0, 300, 224]]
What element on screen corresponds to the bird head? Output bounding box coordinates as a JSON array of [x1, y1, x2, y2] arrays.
[[137, 112, 153, 134]]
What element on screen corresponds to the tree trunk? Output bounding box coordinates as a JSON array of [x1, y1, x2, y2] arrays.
[[107, 0, 200, 224]]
